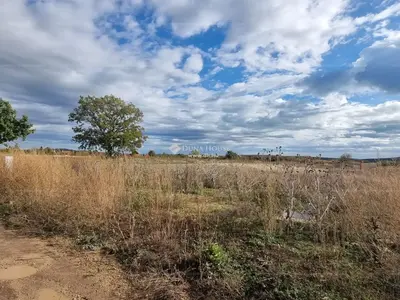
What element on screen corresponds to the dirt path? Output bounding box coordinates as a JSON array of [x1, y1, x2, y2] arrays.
[[0, 226, 129, 300]]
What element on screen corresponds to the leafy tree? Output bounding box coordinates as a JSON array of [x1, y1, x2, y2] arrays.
[[339, 153, 352, 162], [0, 98, 35, 146], [225, 150, 239, 159], [44, 147, 54, 155], [148, 150, 156, 156], [190, 149, 201, 155], [68, 95, 147, 157]]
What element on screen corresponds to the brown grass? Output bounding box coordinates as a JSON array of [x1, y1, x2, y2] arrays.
[[0, 154, 399, 299]]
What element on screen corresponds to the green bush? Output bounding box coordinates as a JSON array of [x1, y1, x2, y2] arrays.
[[203, 243, 229, 272], [225, 150, 239, 159], [339, 153, 352, 162]]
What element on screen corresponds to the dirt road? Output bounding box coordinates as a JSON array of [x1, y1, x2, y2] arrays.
[[0, 226, 129, 300]]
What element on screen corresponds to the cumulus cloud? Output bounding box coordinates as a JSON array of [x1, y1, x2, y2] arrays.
[[354, 34, 400, 93], [149, 0, 358, 73], [208, 93, 400, 156], [0, 1, 200, 129], [302, 26, 400, 95], [355, 2, 400, 25], [0, 0, 400, 157], [184, 54, 204, 73]]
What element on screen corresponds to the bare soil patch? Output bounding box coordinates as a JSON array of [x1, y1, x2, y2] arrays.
[[0, 226, 129, 300]]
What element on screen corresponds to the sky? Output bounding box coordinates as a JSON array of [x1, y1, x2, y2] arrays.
[[1, 0, 400, 158]]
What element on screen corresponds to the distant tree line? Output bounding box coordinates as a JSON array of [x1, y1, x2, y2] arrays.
[[1, 96, 359, 161]]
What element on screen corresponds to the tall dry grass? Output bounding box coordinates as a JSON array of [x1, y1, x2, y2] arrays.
[[0, 154, 399, 299]]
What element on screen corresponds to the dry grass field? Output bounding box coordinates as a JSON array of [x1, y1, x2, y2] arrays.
[[1, 154, 399, 299]]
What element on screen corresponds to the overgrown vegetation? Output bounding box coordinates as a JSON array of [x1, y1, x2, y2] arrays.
[[0, 154, 399, 299]]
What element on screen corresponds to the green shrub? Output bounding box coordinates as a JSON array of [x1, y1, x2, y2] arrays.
[[339, 153, 352, 162], [203, 243, 229, 272], [225, 150, 239, 159]]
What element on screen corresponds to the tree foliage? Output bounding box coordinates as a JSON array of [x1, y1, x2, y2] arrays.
[[339, 153, 352, 162], [0, 98, 35, 145], [225, 150, 239, 159], [148, 150, 156, 156], [190, 149, 201, 155], [68, 95, 147, 157]]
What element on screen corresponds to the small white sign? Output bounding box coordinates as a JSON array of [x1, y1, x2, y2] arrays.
[[4, 156, 13, 170]]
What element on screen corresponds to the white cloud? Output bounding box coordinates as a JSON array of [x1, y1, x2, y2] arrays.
[[150, 0, 400, 75], [226, 74, 304, 96], [302, 15, 400, 96], [0, 0, 400, 157], [355, 2, 400, 24], [150, 0, 357, 73], [184, 53, 204, 73], [0, 1, 201, 130]]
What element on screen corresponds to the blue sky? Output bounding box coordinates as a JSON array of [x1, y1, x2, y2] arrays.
[[1, 0, 400, 158]]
